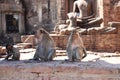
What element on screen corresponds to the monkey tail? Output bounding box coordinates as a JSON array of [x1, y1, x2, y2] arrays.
[[67, 31, 74, 48], [82, 48, 87, 59]]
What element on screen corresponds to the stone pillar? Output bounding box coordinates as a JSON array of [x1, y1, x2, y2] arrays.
[[19, 13, 25, 34], [69, 0, 74, 12], [97, 0, 104, 27], [103, 0, 110, 27], [38, 0, 42, 23], [57, 0, 66, 24], [50, 0, 57, 29], [2, 13, 6, 33], [50, 0, 58, 24]]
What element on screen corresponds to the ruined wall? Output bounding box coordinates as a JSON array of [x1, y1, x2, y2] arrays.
[[56, 0, 120, 27], [22, 0, 39, 33], [57, 0, 67, 24], [103, 0, 120, 26], [56, 0, 74, 24], [0, 0, 25, 34], [51, 35, 69, 49], [82, 34, 117, 52], [51, 33, 117, 52], [23, 0, 57, 33]]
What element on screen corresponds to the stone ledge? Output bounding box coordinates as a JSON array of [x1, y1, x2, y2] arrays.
[[0, 60, 120, 80]]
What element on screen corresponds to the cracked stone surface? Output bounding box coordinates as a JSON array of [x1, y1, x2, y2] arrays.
[[0, 49, 120, 80]]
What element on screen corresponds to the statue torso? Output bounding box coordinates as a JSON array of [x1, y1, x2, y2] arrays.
[[77, 0, 94, 18]]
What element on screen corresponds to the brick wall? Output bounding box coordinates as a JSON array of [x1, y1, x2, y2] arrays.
[[51, 33, 117, 52], [21, 32, 119, 52], [82, 34, 117, 52], [103, 0, 120, 26], [51, 34, 69, 49]]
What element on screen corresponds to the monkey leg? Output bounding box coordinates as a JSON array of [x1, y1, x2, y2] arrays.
[[33, 47, 40, 60], [67, 49, 73, 61], [12, 52, 20, 61], [33, 52, 40, 60], [73, 47, 83, 61], [5, 52, 12, 60], [12, 55, 20, 60], [33, 45, 45, 60], [47, 49, 56, 60], [82, 48, 87, 59]]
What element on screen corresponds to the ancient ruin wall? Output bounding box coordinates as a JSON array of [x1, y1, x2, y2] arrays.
[[22, 0, 57, 33], [103, 0, 120, 26], [82, 34, 117, 52], [51, 33, 117, 52]]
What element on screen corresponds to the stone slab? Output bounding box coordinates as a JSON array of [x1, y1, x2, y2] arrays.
[[0, 51, 120, 80]]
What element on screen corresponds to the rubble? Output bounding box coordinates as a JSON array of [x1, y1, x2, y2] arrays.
[[0, 46, 6, 55]]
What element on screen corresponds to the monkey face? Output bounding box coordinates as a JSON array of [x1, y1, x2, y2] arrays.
[[35, 29, 43, 38], [34, 30, 39, 38], [6, 45, 13, 53], [34, 29, 44, 43]]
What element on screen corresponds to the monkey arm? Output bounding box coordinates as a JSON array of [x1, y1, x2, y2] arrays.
[[12, 48, 20, 60], [82, 48, 87, 59], [5, 52, 12, 60], [47, 49, 56, 60]]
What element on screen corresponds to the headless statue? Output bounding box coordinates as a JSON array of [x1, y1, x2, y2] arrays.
[[72, 0, 103, 28]]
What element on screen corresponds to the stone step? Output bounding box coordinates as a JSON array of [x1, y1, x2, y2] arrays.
[[56, 50, 66, 56], [15, 43, 33, 49], [0, 46, 6, 55]]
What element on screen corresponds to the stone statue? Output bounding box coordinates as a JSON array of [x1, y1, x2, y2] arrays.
[[73, 0, 103, 28], [15, 0, 20, 4]]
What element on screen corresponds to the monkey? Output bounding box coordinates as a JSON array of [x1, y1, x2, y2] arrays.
[[33, 28, 56, 61], [66, 30, 87, 61], [5, 44, 20, 61]]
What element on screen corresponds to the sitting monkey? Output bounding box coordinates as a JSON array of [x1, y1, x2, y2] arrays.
[[5, 44, 20, 61], [33, 28, 56, 61], [66, 30, 87, 61]]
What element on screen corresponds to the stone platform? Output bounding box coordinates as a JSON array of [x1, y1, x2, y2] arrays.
[[0, 50, 120, 80]]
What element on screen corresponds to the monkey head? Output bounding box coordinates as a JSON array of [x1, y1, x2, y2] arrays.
[[6, 44, 13, 53]]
